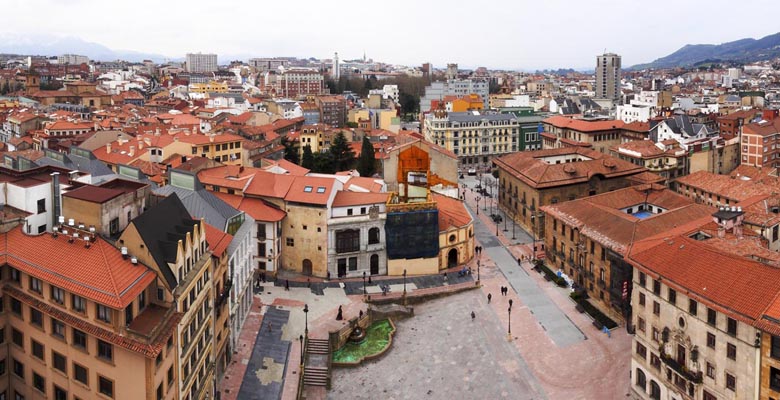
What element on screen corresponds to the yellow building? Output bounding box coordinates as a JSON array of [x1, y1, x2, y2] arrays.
[[451, 94, 484, 112], [0, 220, 178, 400], [189, 81, 229, 94], [120, 195, 217, 400]]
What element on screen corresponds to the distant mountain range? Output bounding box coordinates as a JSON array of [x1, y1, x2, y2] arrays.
[[632, 32, 780, 70], [0, 33, 178, 63]]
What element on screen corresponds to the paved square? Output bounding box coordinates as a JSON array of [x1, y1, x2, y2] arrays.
[[328, 290, 547, 400]]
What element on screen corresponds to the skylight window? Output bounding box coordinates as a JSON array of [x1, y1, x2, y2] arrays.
[[304, 186, 313, 192], [316, 187, 326, 193]]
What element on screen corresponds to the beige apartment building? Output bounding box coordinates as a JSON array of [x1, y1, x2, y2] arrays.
[[0, 219, 178, 400]]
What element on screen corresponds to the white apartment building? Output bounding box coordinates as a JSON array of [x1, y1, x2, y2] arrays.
[[57, 54, 89, 65], [420, 79, 489, 113], [424, 111, 519, 168], [186, 53, 218, 73]]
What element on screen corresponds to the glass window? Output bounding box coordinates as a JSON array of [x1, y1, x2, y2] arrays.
[[98, 340, 113, 361], [72, 295, 85, 313], [72, 329, 87, 350], [51, 286, 64, 304], [52, 351, 66, 374], [73, 363, 88, 385], [96, 304, 111, 323], [52, 319, 65, 339], [98, 375, 114, 398]]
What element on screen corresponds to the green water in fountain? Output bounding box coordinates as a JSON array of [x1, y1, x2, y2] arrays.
[[332, 319, 394, 364]]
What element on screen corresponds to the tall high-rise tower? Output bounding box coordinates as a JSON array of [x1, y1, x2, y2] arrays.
[[333, 52, 340, 80], [595, 53, 621, 101]]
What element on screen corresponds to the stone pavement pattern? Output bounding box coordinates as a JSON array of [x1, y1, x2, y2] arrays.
[[237, 306, 291, 400], [328, 291, 547, 400]]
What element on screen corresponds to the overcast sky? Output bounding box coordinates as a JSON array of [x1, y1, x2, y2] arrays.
[[4, 0, 779, 70]]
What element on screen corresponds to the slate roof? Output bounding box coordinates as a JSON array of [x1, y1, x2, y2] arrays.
[[129, 194, 196, 289], [153, 175, 240, 231]]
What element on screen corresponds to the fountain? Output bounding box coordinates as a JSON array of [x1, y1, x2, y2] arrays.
[[332, 319, 396, 366], [348, 325, 367, 343]]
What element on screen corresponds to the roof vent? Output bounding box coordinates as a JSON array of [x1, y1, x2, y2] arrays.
[[84, 236, 91, 248], [89, 226, 96, 234], [68, 218, 75, 226], [58, 215, 65, 224], [737, 206, 742, 212], [121, 246, 128, 259], [130, 256, 138, 265], [78, 223, 85, 230]]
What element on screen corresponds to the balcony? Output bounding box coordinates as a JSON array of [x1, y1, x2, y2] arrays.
[[660, 351, 703, 384], [215, 279, 233, 308]]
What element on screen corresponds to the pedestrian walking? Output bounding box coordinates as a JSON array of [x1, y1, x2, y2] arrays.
[[285, 280, 290, 291], [471, 311, 476, 321], [487, 293, 492, 304]]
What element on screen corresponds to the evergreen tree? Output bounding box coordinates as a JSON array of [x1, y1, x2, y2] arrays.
[[356, 136, 376, 177], [329, 131, 356, 172], [283, 139, 300, 164], [301, 144, 315, 170], [313, 152, 336, 174]]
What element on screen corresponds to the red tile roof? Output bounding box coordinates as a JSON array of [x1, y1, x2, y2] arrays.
[[210, 192, 286, 222], [284, 176, 337, 205], [543, 115, 625, 133], [0, 226, 156, 309], [204, 222, 232, 257], [494, 147, 646, 189], [332, 191, 387, 207], [432, 193, 472, 231], [62, 185, 124, 203], [629, 230, 780, 334]]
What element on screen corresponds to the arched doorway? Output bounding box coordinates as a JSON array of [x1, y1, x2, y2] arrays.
[[302, 259, 312, 276], [370, 254, 379, 275], [447, 248, 458, 268]]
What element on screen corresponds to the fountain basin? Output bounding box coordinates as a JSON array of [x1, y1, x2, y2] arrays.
[[332, 319, 396, 367]]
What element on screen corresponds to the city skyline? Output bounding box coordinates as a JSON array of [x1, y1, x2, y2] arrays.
[[3, 0, 779, 70]]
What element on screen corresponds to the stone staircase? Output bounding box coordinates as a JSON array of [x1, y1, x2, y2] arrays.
[[303, 338, 331, 388]]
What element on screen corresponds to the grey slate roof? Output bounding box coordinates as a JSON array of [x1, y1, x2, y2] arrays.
[[130, 193, 195, 289], [153, 178, 241, 231]]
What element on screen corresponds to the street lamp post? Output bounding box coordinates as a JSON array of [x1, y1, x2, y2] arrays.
[[362, 271, 366, 298], [530, 214, 536, 259], [477, 259, 480, 285], [511, 211, 516, 240], [475, 196, 481, 215], [507, 299, 514, 341], [303, 304, 309, 337]]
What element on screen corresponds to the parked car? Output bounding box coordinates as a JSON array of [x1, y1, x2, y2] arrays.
[[467, 168, 477, 175]]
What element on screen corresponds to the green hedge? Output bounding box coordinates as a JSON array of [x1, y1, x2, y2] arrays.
[[537, 262, 568, 288], [569, 292, 618, 329]]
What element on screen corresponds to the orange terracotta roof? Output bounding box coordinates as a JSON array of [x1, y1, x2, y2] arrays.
[[331, 191, 387, 207], [344, 176, 385, 193], [629, 232, 780, 333], [543, 115, 625, 133], [743, 118, 780, 137], [494, 147, 646, 189], [432, 193, 472, 231], [284, 176, 337, 205], [204, 222, 232, 257], [210, 192, 286, 222], [261, 158, 310, 176], [0, 226, 156, 309]]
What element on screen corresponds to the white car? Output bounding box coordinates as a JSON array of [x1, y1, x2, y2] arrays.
[[467, 168, 477, 175]]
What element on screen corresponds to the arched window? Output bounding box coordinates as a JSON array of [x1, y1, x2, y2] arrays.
[[635, 369, 646, 391], [650, 380, 661, 400], [368, 227, 380, 245]]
